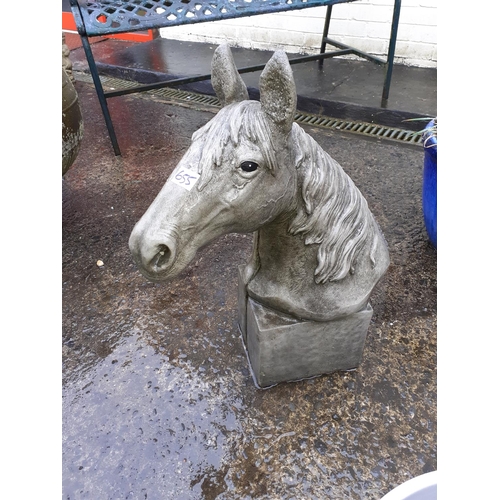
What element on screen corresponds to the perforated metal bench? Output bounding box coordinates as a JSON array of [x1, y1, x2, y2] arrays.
[[70, 0, 401, 155]]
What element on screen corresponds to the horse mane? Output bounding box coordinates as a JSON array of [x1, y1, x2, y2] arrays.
[[288, 124, 381, 283], [192, 101, 278, 190]]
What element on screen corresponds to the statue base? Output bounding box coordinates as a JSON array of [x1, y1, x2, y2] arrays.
[[238, 266, 373, 388]]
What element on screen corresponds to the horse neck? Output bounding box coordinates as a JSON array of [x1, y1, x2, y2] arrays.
[[256, 211, 318, 276], [260, 124, 378, 284], [252, 127, 322, 277]]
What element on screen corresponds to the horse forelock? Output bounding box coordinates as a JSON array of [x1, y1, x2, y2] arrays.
[[288, 125, 380, 283], [191, 101, 278, 190]]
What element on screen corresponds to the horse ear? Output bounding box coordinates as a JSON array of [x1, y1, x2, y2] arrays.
[[211, 44, 249, 106], [260, 50, 297, 134]]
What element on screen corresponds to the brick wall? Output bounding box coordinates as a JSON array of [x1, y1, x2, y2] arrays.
[[159, 0, 437, 68]]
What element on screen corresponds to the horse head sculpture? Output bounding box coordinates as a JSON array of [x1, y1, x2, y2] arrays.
[[129, 44, 390, 322]]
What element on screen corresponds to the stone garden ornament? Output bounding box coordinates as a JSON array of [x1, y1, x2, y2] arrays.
[[129, 44, 390, 387]]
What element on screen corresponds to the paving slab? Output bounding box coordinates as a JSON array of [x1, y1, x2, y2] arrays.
[[62, 80, 436, 499]]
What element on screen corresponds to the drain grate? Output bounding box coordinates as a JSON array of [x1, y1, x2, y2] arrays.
[[75, 72, 422, 146], [293, 113, 422, 144]]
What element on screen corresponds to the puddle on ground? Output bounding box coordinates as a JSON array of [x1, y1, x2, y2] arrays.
[[63, 332, 244, 499]]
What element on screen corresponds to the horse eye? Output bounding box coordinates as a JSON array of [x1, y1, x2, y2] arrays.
[[240, 161, 259, 173]]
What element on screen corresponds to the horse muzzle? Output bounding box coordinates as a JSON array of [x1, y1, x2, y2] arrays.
[[129, 225, 180, 282]]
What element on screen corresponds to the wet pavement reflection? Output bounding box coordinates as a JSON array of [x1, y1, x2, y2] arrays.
[[62, 81, 436, 499]]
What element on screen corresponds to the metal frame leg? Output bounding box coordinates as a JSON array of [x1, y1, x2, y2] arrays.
[[80, 34, 122, 155], [320, 5, 333, 57], [319, 1, 400, 103], [381, 0, 401, 103]]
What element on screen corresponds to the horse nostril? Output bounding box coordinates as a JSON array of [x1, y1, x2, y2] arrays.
[[153, 244, 172, 271]]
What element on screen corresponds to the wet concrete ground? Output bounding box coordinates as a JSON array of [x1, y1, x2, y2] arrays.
[[62, 76, 436, 499]]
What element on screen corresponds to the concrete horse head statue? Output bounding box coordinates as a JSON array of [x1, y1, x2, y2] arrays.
[[129, 44, 389, 321]]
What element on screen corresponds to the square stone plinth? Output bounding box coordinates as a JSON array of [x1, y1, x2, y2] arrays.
[[243, 297, 373, 388]]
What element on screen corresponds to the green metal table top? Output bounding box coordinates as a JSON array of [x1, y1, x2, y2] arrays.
[[70, 0, 358, 36]]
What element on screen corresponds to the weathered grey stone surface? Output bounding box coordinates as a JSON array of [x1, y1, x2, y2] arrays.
[[62, 67, 84, 175], [62, 33, 74, 81], [246, 297, 373, 388], [239, 264, 373, 387], [129, 45, 390, 384]]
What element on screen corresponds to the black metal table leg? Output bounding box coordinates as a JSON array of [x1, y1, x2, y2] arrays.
[[382, 0, 401, 103], [320, 5, 333, 55], [80, 34, 122, 156]]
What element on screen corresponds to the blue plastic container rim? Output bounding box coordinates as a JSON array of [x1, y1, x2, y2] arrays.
[[423, 119, 437, 152]]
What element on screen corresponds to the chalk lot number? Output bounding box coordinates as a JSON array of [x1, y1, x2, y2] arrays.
[[172, 169, 200, 191]]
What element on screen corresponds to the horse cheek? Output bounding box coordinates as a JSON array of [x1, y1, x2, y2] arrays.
[[232, 175, 291, 231]]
